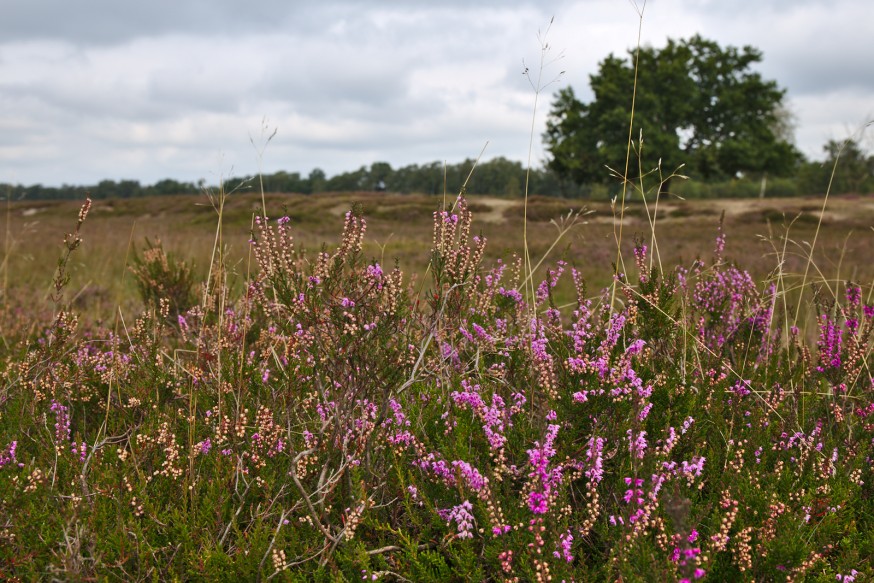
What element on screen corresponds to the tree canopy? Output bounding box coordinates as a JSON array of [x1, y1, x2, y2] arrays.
[[544, 35, 801, 190]]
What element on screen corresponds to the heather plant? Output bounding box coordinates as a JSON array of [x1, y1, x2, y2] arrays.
[[0, 185, 871, 581], [129, 237, 198, 316]]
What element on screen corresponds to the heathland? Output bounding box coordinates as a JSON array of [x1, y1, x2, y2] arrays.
[[0, 186, 872, 580], [4, 190, 874, 318]]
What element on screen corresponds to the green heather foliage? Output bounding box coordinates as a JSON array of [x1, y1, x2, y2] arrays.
[[129, 238, 198, 317], [0, 194, 872, 581]]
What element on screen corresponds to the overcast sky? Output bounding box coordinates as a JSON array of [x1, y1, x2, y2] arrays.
[[2, 0, 871, 187]]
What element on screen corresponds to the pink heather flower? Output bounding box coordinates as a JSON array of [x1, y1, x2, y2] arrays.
[[817, 314, 843, 371], [638, 402, 653, 420], [554, 530, 574, 563], [625, 339, 647, 355], [846, 285, 862, 306], [572, 391, 588, 403], [688, 529, 699, 542], [528, 492, 548, 514], [71, 441, 87, 463], [366, 263, 383, 278], [277, 216, 290, 225], [451, 460, 488, 492], [681, 417, 695, 434], [198, 438, 212, 455], [627, 429, 648, 459], [526, 424, 561, 514], [0, 441, 17, 468], [439, 501, 475, 539], [50, 401, 71, 444], [492, 525, 511, 536], [584, 436, 605, 483], [633, 242, 648, 267]]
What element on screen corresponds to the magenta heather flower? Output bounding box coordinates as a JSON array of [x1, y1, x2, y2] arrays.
[[603, 313, 626, 350], [572, 391, 588, 403], [526, 423, 561, 514], [498, 286, 523, 303], [439, 500, 475, 539], [627, 429, 648, 459], [451, 460, 488, 492], [406, 485, 422, 507], [681, 417, 695, 434], [584, 436, 605, 483], [633, 242, 648, 274], [846, 284, 862, 306], [50, 401, 71, 445], [638, 402, 653, 420], [450, 382, 509, 453], [554, 529, 574, 563], [70, 441, 87, 463], [0, 441, 18, 468], [623, 477, 645, 505], [626, 339, 647, 355], [366, 263, 383, 279], [528, 491, 548, 514], [688, 529, 699, 542], [817, 313, 843, 371]]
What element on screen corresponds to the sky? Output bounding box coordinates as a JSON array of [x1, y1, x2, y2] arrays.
[[1, 0, 872, 187]]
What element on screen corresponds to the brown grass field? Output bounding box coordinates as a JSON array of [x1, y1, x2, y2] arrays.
[[2, 190, 873, 322]]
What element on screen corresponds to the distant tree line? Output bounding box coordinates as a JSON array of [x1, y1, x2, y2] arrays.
[[0, 158, 565, 201], [2, 143, 870, 203]]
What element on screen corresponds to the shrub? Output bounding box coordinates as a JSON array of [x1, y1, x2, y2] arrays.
[[129, 237, 197, 316]]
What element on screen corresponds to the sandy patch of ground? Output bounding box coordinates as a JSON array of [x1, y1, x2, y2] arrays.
[[471, 197, 518, 223]]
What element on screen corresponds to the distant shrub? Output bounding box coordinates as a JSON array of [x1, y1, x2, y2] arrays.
[[129, 237, 197, 316]]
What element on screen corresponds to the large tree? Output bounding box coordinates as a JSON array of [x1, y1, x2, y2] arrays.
[[544, 35, 800, 190]]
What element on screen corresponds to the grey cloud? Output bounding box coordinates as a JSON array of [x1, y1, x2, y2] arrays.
[[2, 0, 321, 46], [1, 0, 871, 187]]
